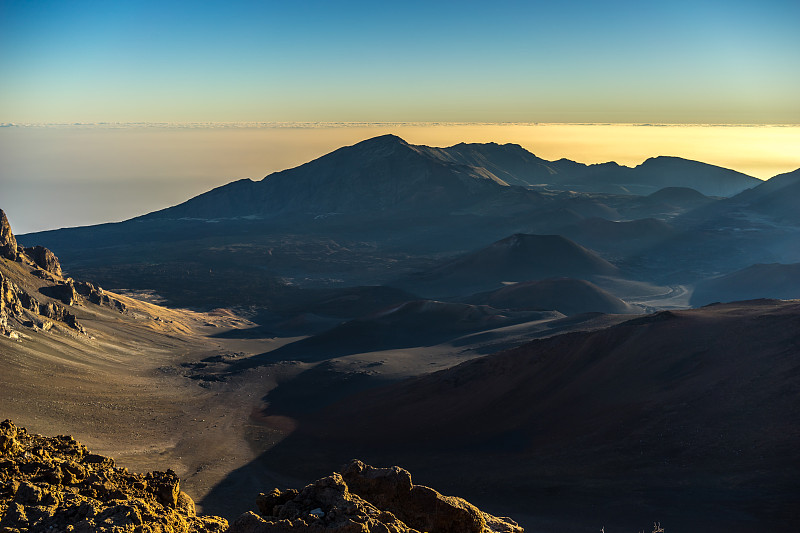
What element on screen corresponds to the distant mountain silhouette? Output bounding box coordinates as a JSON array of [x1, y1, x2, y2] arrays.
[[540, 156, 759, 196], [416, 143, 759, 196], [412, 141, 566, 187], [141, 135, 510, 220], [466, 277, 640, 315], [136, 136, 758, 222], [18, 136, 775, 308], [729, 168, 800, 223], [630, 157, 758, 196]]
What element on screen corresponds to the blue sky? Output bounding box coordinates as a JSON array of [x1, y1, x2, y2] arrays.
[[1, 0, 799, 123]]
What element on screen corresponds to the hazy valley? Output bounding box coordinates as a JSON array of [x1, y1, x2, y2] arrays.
[[2, 135, 800, 532]]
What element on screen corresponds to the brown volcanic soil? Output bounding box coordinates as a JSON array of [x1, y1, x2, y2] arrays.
[[254, 299, 800, 532], [3, 239, 623, 526], [1, 249, 307, 518]]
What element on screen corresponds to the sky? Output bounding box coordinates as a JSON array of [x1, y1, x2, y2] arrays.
[[1, 1, 799, 233], [2, 0, 799, 124]]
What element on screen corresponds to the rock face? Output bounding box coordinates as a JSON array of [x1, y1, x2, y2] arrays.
[[0, 208, 128, 337], [24, 245, 63, 278], [0, 210, 18, 261], [74, 281, 127, 312], [0, 272, 23, 336], [229, 459, 522, 533], [0, 420, 228, 532], [0, 271, 84, 336], [40, 280, 80, 306]]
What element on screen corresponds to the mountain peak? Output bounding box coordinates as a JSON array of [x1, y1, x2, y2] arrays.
[[353, 134, 409, 148]]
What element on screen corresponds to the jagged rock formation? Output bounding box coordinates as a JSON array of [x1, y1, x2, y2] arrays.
[[24, 245, 63, 278], [0, 270, 84, 337], [74, 280, 127, 312], [0, 420, 228, 532], [230, 459, 522, 533], [40, 279, 79, 306], [0, 210, 18, 262], [0, 208, 129, 337], [0, 271, 23, 336]]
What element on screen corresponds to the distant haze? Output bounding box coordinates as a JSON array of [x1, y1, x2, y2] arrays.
[[2, 122, 800, 234]]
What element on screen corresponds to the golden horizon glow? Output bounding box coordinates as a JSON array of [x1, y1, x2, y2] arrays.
[[3, 123, 800, 234]]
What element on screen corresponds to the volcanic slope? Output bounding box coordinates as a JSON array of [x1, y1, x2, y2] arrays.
[[246, 301, 562, 363], [397, 233, 621, 297], [254, 299, 800, 533], [465, 278, 641, 316], [691, 262, 800, 306], [1, 207, 640, 524], [139, 134, 511, 220], [0, 208, 305, 516]]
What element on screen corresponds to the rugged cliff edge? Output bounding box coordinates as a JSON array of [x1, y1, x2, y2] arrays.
[[0, 422, 523, 532], [1, 208, 127, 338]]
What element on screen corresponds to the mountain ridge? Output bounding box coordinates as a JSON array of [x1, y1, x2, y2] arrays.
[[129, 135, 759, 222]]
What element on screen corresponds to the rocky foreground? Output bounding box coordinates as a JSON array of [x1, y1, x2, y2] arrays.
[[0, 421, 523, 532]]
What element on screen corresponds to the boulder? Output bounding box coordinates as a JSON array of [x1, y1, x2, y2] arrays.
[[231, 473, 416, 533], [230, 459, 523, 533]]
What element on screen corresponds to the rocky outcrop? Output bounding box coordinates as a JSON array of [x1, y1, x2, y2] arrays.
[[0, 272, 84, 336], [24, 245, 63, 278], [40, 280, 79, 306], [75, 281, 127, 313], [0, 420, 228, 532], [230, 459, 522, 533], [0, 210, 18, 262], [0, 272, 23, 336], [0, 423, 525, 533], [233, 474, 416, 533], [0, 209, 122, 336]]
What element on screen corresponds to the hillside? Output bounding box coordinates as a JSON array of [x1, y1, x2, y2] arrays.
[[257, 299, 800, 532], [465, 278, 640, 315], [629, 167, 800, 283], [691, 262, 800, 306], [399, 233, 620, 297]]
